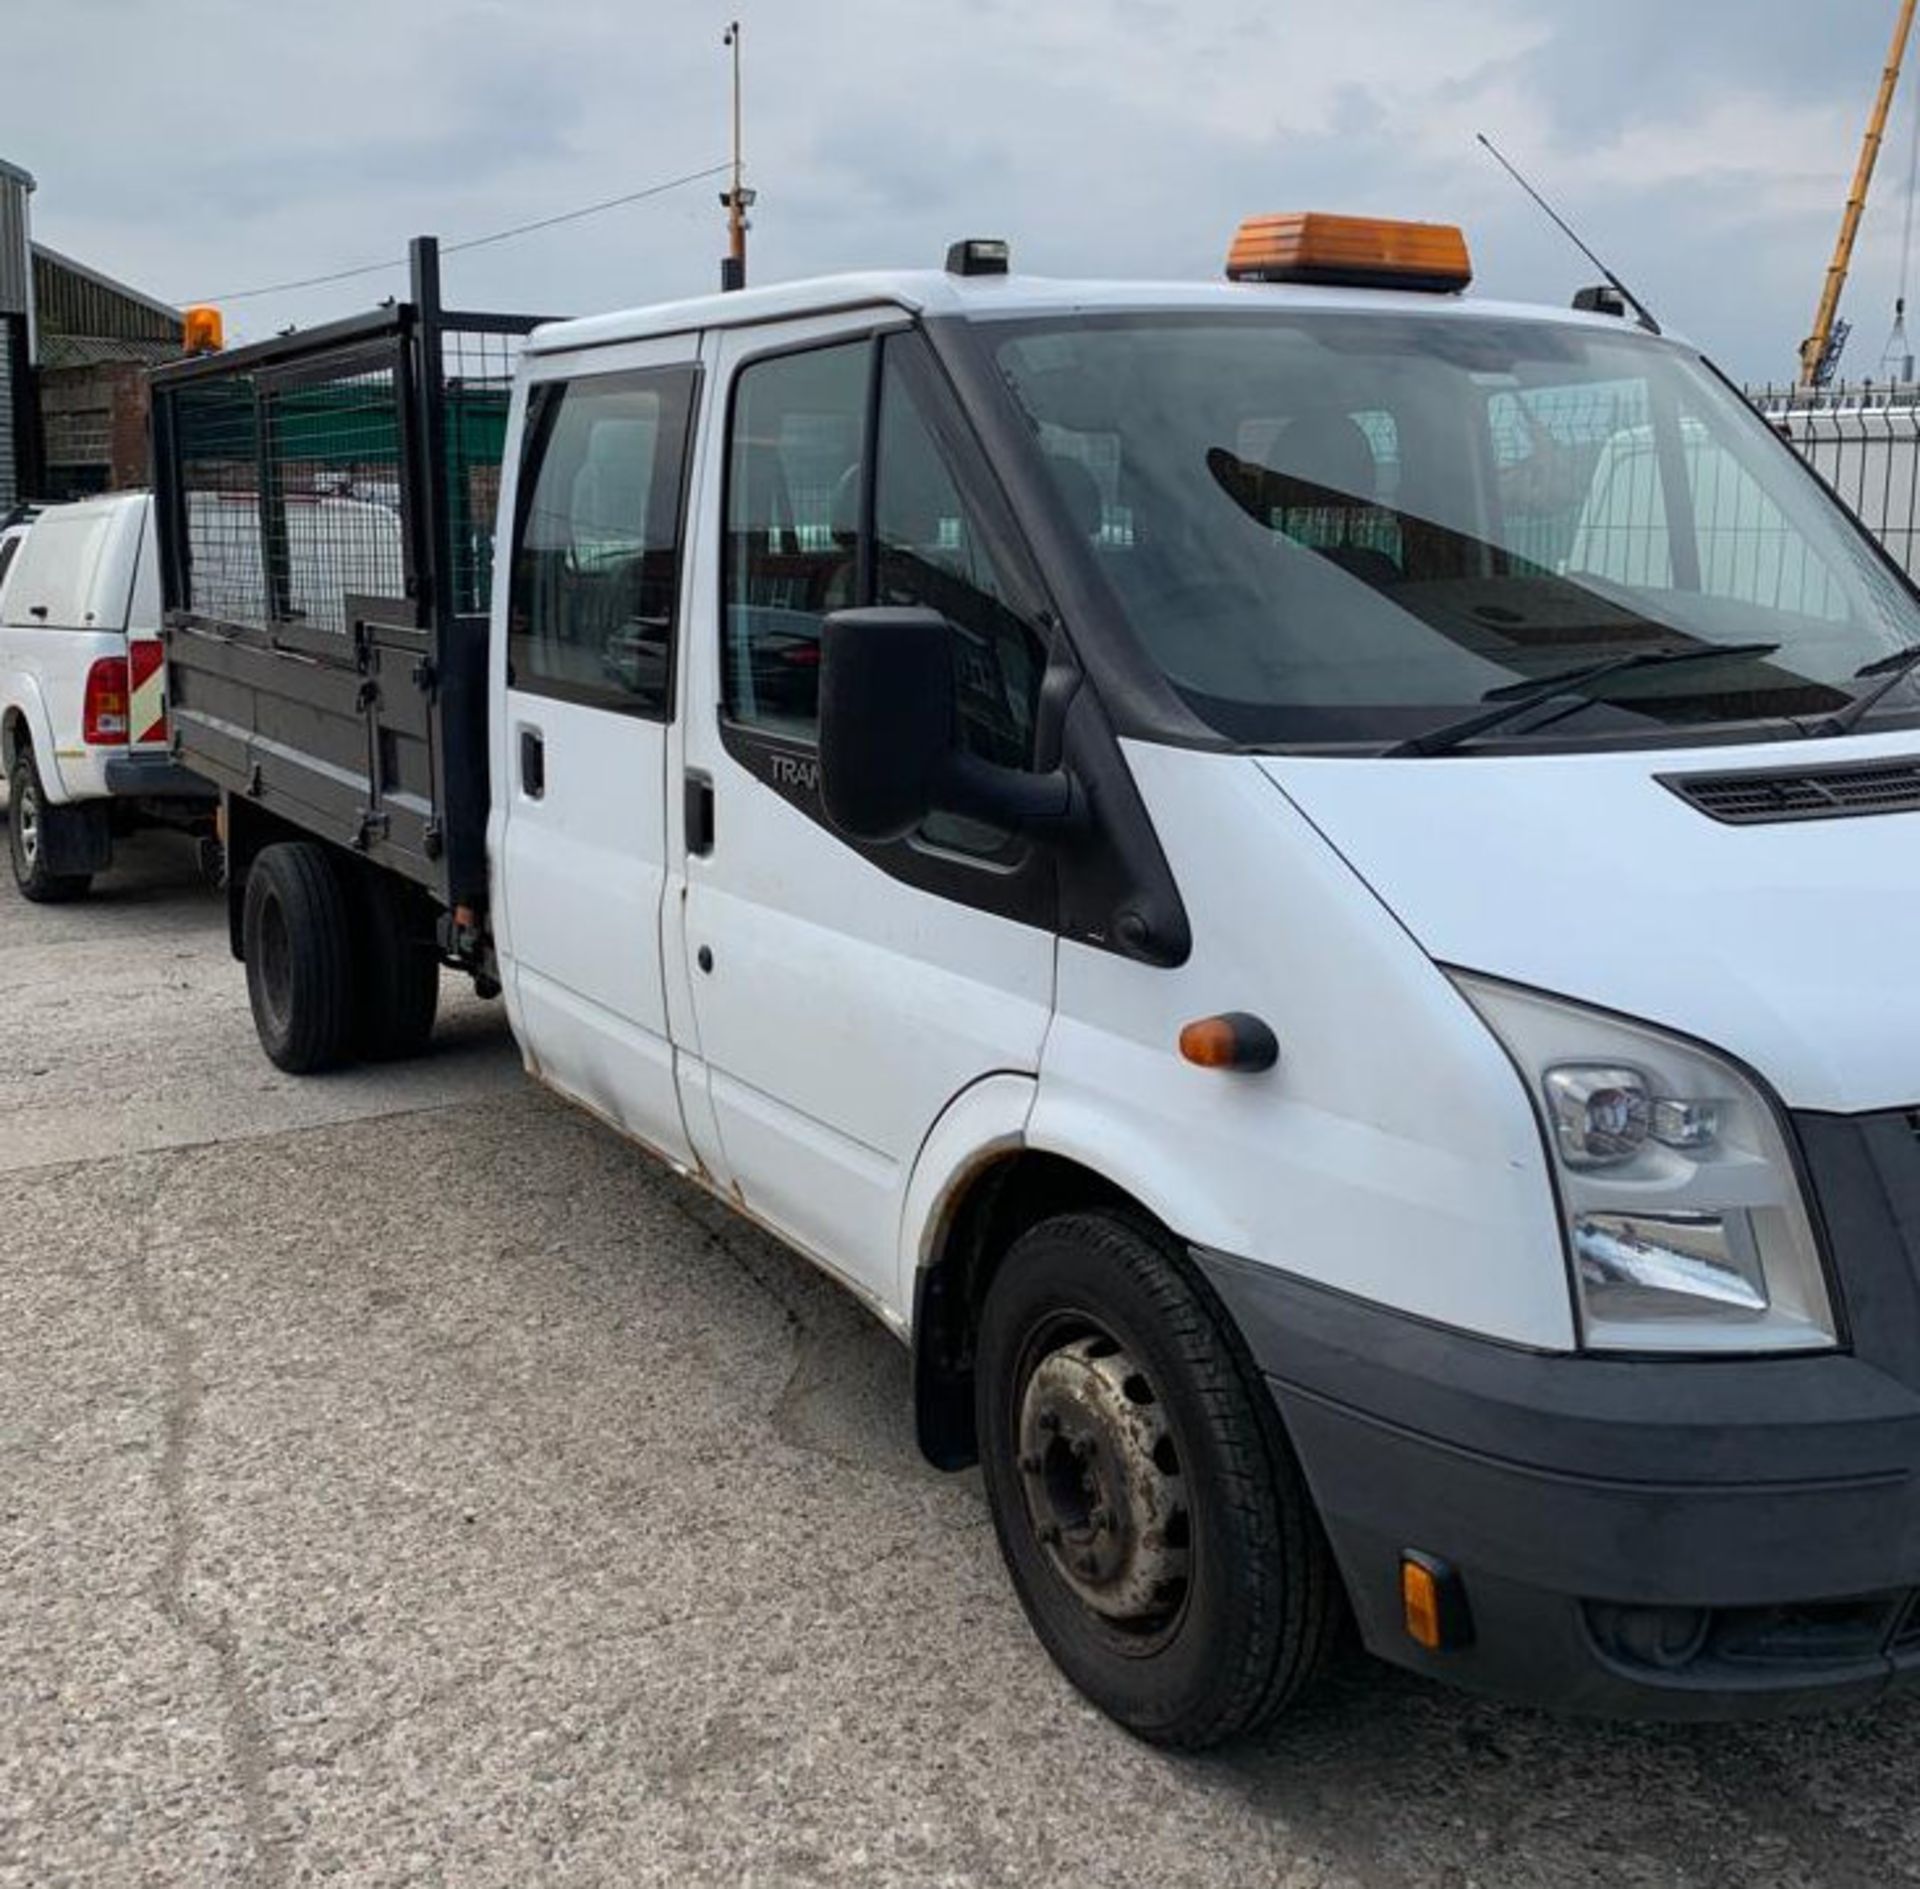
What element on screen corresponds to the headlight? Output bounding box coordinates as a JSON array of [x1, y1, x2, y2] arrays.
[[1450, 974, 1837, 1355]]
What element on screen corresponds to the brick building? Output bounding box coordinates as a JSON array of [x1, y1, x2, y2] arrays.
[[34, 246, 182, 498], [0, 160, 184, 508]]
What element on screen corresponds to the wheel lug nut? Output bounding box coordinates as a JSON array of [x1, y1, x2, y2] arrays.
[[1038, 1522, 1062, 1546], [1037, 1412, 1061, 1435], [1090, 1505, 1112, 1532], [1019, 1453, 1042, 1475], [1077, 1553, 1098, 1576]]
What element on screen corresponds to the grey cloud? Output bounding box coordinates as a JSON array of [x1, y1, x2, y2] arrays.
[[1505, 0, 1897, 146], [6, 0, 1918, 382]]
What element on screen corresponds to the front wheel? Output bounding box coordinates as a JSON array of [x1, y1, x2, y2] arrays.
[[7, 752, 92, 903], [976, 1210, 1339, 1749]]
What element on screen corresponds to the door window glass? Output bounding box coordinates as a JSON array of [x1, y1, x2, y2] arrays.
[[722, 332, 1050, 856], [722, 342, 869, 737], [875, 343, 1045, 779], [507, 365, 697, 716]]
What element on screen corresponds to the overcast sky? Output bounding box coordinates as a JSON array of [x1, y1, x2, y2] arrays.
[[9, 0, 1920, 384]]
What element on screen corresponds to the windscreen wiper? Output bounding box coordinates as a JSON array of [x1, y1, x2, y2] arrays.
[[1807, 642, 1920, 738], [1386, 643, 1783, 758]]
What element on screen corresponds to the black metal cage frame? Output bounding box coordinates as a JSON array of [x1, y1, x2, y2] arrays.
[[150, 239, 546, 916]]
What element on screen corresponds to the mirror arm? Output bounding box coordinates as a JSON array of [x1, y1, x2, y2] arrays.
[[935, 752, 1085, 835]]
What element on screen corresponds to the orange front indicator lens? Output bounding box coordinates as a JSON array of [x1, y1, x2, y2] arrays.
[[1402, 1559, 1444, 1650], [1178, 1012, 1280, 1073], [1401, 1552, 1473, 1651], [1227, 212, 1472, 293]]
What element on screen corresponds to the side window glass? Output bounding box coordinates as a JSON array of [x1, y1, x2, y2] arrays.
[[507, 365, 696, 717], [722, 342, 868, 738], [875, 342, 1047, 791], [0, 535, 17, 599]]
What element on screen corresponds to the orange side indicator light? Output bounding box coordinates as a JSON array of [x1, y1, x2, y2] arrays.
[[1227, 213, 1473, 294], [1402, 1559, 1444, 1651], [1178, 1013, 1280, 1073], [1401, 1552, 1474, 1651]]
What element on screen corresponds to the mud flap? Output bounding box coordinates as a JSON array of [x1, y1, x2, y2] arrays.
[[40, 798, 113, 876]]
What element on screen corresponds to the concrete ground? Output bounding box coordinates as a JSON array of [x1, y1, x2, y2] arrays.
[[3, 818, 1919, 1889]]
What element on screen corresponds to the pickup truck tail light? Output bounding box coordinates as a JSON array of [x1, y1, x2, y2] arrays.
[[83, 657, 130, 745]]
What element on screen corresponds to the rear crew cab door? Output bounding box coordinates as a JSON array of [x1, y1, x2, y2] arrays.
[[490, 339, 704, 1170], [672, 314, 1058, 1319]]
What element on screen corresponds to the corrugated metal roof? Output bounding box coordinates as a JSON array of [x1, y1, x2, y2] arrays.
[[39, 333, 179, 370], [33, 244, 178, 342]]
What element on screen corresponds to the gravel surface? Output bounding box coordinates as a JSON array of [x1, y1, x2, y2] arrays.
[[3, 814, 1918, 1888]]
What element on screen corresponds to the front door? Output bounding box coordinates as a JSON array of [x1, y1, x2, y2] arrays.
[[493, 344, 702, 1167], [675, 317, 1059, 1317]]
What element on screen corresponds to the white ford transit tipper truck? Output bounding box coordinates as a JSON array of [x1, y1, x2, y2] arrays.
[[153, 223, 1920, 1746], [0, 492, 215, 900]]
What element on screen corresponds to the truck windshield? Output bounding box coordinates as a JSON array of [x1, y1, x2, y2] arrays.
[[992, 312, 1920, 749]]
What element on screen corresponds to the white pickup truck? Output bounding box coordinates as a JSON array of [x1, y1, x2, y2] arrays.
[[152, 223, 1920, 1744], [0, 492, 214, 900]]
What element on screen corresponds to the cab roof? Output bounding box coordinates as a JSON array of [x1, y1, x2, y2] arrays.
[[525, 268, 1690, 357]]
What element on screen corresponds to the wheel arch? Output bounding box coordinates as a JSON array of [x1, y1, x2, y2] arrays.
[[2, 682, 60, 790], [910, 1140, 1170, 1471], [222, 796, 323, 962]]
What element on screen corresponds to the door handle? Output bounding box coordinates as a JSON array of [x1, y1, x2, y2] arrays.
[[520, 727, 545, 799], [685, 771, 714, 856]]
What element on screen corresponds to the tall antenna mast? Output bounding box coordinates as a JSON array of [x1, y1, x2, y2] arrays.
[[720, 22, 754, 292]]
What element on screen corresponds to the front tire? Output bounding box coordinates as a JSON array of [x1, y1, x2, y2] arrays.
[[976, 1209, 1338, 1749], [242, 841, 354, 1073], [7, 752, 92, 904]]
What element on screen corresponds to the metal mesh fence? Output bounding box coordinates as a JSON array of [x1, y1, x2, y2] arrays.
[[172, 353, 405, 635], [172, 371, 270, 626], [442, 327, 522, 617], [1749, 382, 1920, 581], [167, 319, 531, 635], [270, 359, 407, 633], [1487, 380, 1651, 577]]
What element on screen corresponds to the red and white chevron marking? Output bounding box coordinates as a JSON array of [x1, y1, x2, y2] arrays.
[[129, 639, 168, 747]]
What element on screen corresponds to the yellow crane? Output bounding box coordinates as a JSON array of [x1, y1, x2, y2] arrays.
[[1801, 0, 1919, 387]]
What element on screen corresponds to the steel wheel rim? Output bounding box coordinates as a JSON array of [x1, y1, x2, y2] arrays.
[[1013, 1311, 1193, 1651], [15, 777, 37, 868]]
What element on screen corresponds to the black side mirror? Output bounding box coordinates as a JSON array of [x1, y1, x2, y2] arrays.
[[819, 607, 953, 842], [819, 606, 1078, 845]]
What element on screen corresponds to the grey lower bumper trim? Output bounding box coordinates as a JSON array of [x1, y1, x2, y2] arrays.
[[102, 756, 217, 799], [1193, 1247, 1920, 1717]]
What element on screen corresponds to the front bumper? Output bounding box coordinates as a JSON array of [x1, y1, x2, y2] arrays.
[[1196, 1108, 1920, 1718]]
